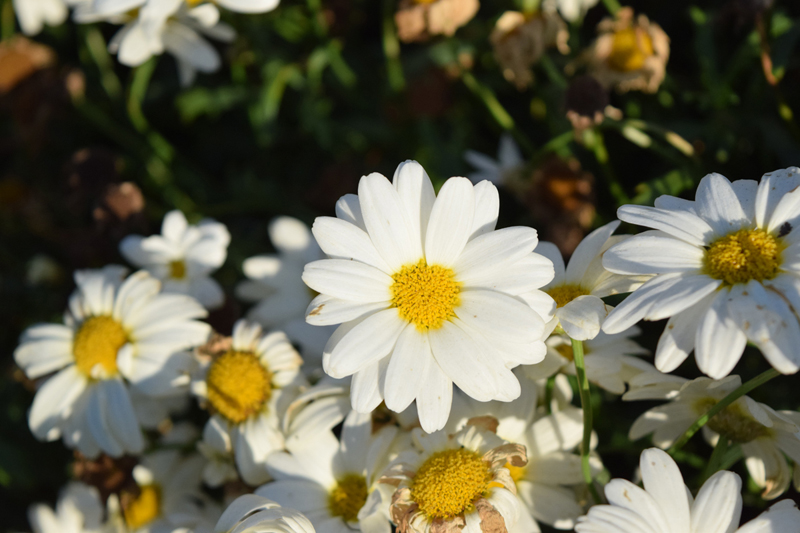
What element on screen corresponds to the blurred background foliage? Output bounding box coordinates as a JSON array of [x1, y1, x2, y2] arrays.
[[2, 0, 800, 530]]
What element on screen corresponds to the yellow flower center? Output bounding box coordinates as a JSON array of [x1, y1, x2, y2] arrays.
[[704, 229, 781, 286], [124, 485, 161, 530], [411, 449, 492, 520], [504, 462, 526, 484], [391, 259, 461, 331], [169, 260, 187, 280], [694, 398, 771, 443], [206, 350, 272, 424], [608, 28, 654, 72], [328, 474, 368, 522], [73, 316, 127, 376], [546, 284, 589, 308]]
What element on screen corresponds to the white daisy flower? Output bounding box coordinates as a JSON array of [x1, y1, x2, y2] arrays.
[[380, 418, 527, 533], [14, 266, 210, 457], [603, 168, 800, 378], [197, 416, 239, 487], [536, 221, 650, 341], [236, 216, 335, 370], [625, 373, 800, 499], [575, 448, 800, 533], [464, 134, 524, 186], [192, 319, 306, 485], [28, 482, 105, 533], [448, 384, 601, 532], [525, 327, 652, 394], [13, 0, 69, 36], [117, 450, 219, 533], [302, 160, 556, 432], [120, 210, 230, 310], [543, 0, 600, 23], [258, 409, 398, 533], [215, 495, 315, 533]]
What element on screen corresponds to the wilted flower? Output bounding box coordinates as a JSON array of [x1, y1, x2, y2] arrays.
[[395, 0, 480, 43]]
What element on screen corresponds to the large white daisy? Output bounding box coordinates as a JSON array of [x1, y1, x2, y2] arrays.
[[625, 373, 800, 499], [13, 0, 68, 35], [14, 266, 210, 457], [536, 221, 650, 341], [120, 210, 230, 310], [258, 409, 398, 533], [192, 319, 306, 485], [302, 160, 555, 432], [575, 448, 800, 533], [236, 216, 335, 369], [603, 168, 800, 378]]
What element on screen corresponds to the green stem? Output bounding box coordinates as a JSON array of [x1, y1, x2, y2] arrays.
[[601, 0, 621, 15], [2, 0, 14, 40], [539, 54, 567, 89], [571, 338, 602, 504], [127, 58, 159, 134], [382, 0, 405, 92], [701, 437, 729, 483], [544, 375, 556, 415], [667, 368, 781, 455], [587, 129, 629, 205]]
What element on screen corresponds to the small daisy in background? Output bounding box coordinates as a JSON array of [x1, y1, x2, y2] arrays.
[[191, 319, 305, 485], [215, 495, 315, 533], [380, 417, 527, 533], [14, 266, 210, 457], [464, 133, 524, 187], [28, 482, 106, 533], [13, 0, 69, 36], [575, 448, 800, 533], [236, 216, 334, 369], [603, 168, 800, 379], [536, 220, 650, 340], [526, 327, 652, 394], [625, 373, 800, 499], [120, 210, 230, 310], [257, 410, 398, 533], [302, 160, 555, 432]]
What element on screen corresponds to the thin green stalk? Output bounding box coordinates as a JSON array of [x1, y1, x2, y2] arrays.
[[601, 0, 621, 15], [544, 375, 556, 415], [2, 0, 14, 40], [667, 368, 781, 455], [571, 338, 602, 504], [382, 0, 405, 92], [586, 129, 629, 205], [539, 55, 567, 89], [701, 437, 729, 483], [127, 58, 159, 134]]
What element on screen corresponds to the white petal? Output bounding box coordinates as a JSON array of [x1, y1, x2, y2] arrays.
[[470, 180, 500, 238], [326, 309, 404, 378], [654, 293, 715, 373], [350, 358, 388, 413], [689, 471, 742, 533], [305, 295, 388, 326], [454, 227, 540, 284], [302, 259, 392, 303], [695, 291, 747, 379], [557, 295, 607, 341], [393, 160, 435, 258], [312, 216, 392, 273], [535, 242, 566, 284], [457, 289, 545, 343], [639, 448, 691, 533], [384, 324, 431, 412], [29, 366, 86, 441], [358, 173, 418, 271], [755, 167, 800, 229], [424, 178, 475, 267], [335, 194, 365, 230], [695, 173, 749, 237], [566, 221, 619, 283], [416, 360, 453, 432], [617, 205, 713, 246], [603, 235, 704, 275], [215, 0, 279, 13]]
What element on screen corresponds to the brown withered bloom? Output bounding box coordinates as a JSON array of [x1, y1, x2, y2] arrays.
[[73, 453, 138, 504], [0, 36, 55, 94], [586, 7, 669, 93], [395, 0, 479, 43], [564, 75, 610, 133], [380, 417, 526, 533], [491, 10, 569, 90]]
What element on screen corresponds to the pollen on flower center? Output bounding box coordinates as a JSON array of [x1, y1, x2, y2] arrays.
[[328, 474, 368, 522], [206, 350, 272, 424], [124, 484, 161, 530], [73, 316, 127, 376], [694, 398, 770, 443], [169, 260, 187, 280], [608, 28, 654, 71], [704, 229, 781, 285], [391, 259, 461, 331], [546, 284, 589, 308], [410, 449, 492, 519]]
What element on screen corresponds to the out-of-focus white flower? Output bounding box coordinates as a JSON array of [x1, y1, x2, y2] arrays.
[[626, 373, 800, 499], [544, 0, 600, 23], [192, 319, 306, 485], [13, 0, 68, 36], [536, 221, 649, 340], [120, 210, 230, 310], [464, 134, 524, 186], [14, 266, 209, 457], [236, 216, 335, 372], [28, 482, 105, 533], [258, 410, 397, 533], [576, 448, 800, 533], [215, 495, 315, 533], [604, 168, 800, 379], [302, 160, 555, 432]]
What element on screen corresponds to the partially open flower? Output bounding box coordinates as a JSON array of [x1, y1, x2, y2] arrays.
[[381, 418, 526, 533], [586, 7, 669, 93], [395, 0, 480, 43], [491, 10, 569, 90]]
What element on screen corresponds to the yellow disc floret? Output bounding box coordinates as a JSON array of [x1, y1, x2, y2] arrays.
[[546, 284, 589, 308], [608, 28, 654, 72], [391, 259, 461, 331], [124, 485, 161, 530], [411, 449, 492, 519], [73, 316, 127, 376], [694, 398, 770, 443], [705, 229, 781, 286], [206, 350, 272, 424], [169, 260, 187, 280], [328, 474, 368, 522]]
